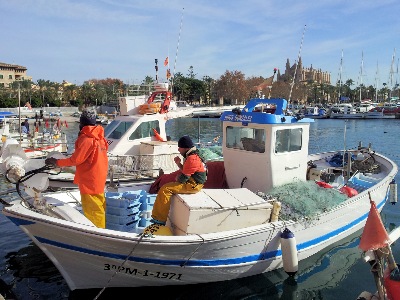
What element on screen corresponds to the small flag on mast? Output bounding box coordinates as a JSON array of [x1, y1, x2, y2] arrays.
[[164, 57, 169, 66]]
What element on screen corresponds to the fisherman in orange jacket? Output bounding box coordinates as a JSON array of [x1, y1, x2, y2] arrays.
[[45, 107, 109, 228], [150, 135, 207, 226]]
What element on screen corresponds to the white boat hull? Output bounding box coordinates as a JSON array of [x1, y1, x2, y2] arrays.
[[3, 153, 395, 289]]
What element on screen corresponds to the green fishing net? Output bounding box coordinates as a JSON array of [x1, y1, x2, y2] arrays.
[[266, 180, 348, 223], [198, 146, 223, 161]]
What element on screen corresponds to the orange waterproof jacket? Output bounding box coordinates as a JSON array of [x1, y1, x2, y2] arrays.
[[56, 125, 108, 194]]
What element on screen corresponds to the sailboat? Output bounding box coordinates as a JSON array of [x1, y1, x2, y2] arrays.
[[331, 52, 382, 119], [368, 49, 400, 118]]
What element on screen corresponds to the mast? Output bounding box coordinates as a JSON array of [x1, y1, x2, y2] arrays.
[[171, 7, 184, 93], [288, 24, 306, 104], [359, 51, 364, 102], [389, 48, 396, 100], [338, 50, 343, 103], [374, 61, 379, 102]]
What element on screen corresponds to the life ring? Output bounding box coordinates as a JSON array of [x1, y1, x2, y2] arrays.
[[140, 103, 161, 109], [152, 128, 164, 142]]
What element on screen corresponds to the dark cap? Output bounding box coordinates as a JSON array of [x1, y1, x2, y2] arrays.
[[178, 135, 194, 148], [80, 107, 97, 126]]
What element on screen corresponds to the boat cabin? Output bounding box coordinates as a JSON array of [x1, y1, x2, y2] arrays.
[[220, 98, 313, 193]]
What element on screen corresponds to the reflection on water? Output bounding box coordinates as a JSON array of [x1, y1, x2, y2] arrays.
[[1, 118, 400, 299]]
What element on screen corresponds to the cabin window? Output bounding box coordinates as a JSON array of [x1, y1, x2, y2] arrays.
[[225, 126, 265, 153], [275, 128, 302, 153], [129, 120, 160, 140], [106, 121, 133, 140]]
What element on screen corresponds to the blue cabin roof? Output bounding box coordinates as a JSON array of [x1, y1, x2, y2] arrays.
[[220, 98, 314, 125]]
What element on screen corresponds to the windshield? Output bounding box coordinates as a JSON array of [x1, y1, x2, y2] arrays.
[[105, 121, 134, 139]]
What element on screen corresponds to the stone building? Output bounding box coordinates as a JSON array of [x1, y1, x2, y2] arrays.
[[0, 62, 32, 88], [277, 57, 331, 84]]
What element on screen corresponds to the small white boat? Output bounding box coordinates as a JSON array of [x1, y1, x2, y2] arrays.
[[302, 106, 328, 119], [330, 102, 382, 119], [0, 120, 68, 159], [0, 97, 397, 292]]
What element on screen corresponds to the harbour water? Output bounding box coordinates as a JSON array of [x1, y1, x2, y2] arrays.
[[1, 117, 400, 299]]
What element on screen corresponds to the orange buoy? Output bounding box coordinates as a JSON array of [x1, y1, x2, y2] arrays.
[[315, 181, 333, 189], [339, 186, 358, 197]]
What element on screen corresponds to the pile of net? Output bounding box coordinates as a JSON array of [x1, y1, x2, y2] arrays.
[[259, 180, 348, 225], [198, 146, 223, 161]]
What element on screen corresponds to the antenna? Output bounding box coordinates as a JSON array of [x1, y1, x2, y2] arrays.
[[171, 8, 184, 91], [288, 24, 306, 103]]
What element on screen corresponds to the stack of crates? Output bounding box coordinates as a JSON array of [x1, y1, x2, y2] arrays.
[[138, 194, 157, 228], [105, 191, 145, 232], [105, 190, 159, 232]]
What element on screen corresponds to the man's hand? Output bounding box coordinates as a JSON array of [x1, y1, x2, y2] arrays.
[[45, 157, 58, 167], [174, 156, 181, 165]]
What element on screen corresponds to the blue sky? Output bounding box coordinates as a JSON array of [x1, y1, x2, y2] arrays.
[[2, 0, 400, 88]]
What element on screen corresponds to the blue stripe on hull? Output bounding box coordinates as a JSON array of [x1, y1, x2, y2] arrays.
[[6, 194, 387, 267]]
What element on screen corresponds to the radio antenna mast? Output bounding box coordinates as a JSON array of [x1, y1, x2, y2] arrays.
[[288, 24, 306, 104], [171, 8, 184, 91]]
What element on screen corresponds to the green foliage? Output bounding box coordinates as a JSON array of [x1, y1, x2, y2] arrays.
[[0, 64, 395, 108]]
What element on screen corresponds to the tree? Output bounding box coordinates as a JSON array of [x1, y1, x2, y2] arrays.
[[187, 66, 197, 79], [214, 70, 248, 105]]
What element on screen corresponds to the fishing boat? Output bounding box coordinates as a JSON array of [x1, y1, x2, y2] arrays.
[[0, 97, 397, 292], [0, 118, 68, 159]]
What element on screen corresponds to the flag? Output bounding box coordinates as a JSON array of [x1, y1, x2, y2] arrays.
[[64, 120, 68, 128], [166, 69, 171, 79], [45, 119, 49, 128], [164, 57, 168, 66]]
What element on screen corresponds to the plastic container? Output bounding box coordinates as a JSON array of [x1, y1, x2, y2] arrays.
[[106, 219, 139, 232], [106, 203, 141, 216], [106, 213, 140, 225]]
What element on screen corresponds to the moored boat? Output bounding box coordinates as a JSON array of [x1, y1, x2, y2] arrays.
[[48, 81, 195, 189], [0, 97, 397, 292]]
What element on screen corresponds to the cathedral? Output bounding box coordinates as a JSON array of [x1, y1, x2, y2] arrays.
[[277, 57, 331, 85]]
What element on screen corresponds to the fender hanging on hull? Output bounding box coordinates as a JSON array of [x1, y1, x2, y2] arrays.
[[281, 228, 298, 276]]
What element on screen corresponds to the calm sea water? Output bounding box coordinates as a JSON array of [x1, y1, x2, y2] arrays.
[[1, 117, 400, 300]]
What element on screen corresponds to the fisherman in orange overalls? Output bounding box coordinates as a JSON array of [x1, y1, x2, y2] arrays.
[[150, 135, 207, 226], [45, 107, 109, 228]]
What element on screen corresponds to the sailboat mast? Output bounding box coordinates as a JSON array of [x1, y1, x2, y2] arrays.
[[359, 51, 364, 102], [389, 48, 396, 100], [374, 61, 379, 102], [338, 50, 343, 103]]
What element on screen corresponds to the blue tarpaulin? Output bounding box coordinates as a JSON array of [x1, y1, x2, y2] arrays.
[[0, 112, 18, 118]]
